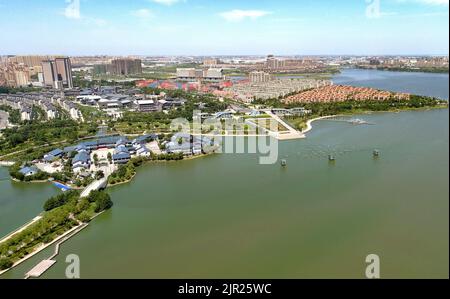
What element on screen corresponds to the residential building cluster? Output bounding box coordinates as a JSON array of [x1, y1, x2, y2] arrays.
[[224, 78, 332, 102], [22, 132, 214, 179], [163, 133, 213, 156], [176, 68, 225, 82], [93, 59, 143, 76], [0, 55, 74, 90], [259, 55, 329, 73], [0, 92, 83, 122], [76, 89, 186, 114], [249, 71, 273, 83], [283, 85, 410, 104], [0, 62, 31, 87]]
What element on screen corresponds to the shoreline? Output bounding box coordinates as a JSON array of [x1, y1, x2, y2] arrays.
[[1, 106, 447, 277], [0, 210, 105, 278], [354, 66, 449, 75], [300, 105, 448, 135], [0, 216, 43, 243], [302, 115, 339, 135], [107, 153, 212, 188], [0, 222, 84, 277]]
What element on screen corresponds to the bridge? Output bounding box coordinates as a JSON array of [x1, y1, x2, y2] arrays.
[[80, 177, 108, 198]]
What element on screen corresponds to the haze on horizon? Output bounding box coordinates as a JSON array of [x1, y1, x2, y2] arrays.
[[0, 0, 448, 56]]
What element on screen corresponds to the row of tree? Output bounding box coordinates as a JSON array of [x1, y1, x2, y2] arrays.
[[0, 188, 113, 270]]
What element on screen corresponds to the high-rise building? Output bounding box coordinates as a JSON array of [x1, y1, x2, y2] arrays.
[[266, 55, 286, 69], [0, 62, 31, 87], [176, 68, 197, 81], [176, 68, 224, 82], [42, 57, 73, 89], [55, 57, 73, 88], [110, 59, 142, 75], [203, 68, 224, 82], [9, 55, 53, 67], [203, 58, 218, 67], [249, 71, 273, 83], [93, 64, 108, 75], [42, 60, 56, 87]]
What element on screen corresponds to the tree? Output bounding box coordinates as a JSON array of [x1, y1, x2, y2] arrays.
[[77, 211, 92, 223], [87, 190, 113, 212], [95, 170, 105, 180], [95, 193, 113, 213], [43, 190, 79, 211], [107, 152, 112, 164], [93, 154, 99, 166], [0, 257, 13, 270]]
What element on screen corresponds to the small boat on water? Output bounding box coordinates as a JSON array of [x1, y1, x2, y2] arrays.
[[281, 159, 287, 167], [373, 149, 380, 157], [328, 155, 336, 162], [349, 118, 368, 125]]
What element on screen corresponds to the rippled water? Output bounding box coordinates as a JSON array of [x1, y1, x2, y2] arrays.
[[1, 69, 448, 279]]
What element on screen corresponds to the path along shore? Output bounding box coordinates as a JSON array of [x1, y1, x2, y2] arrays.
[[302, 115, 340, 135]]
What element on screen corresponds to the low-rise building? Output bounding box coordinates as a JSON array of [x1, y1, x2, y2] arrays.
[[72, 151, 90, 172], [113, 145, 131, 164], [44, 148, 64, 162], [19, 166, 39, 177]]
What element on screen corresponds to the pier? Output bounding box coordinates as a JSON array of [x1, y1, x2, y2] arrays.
[[24, 222, 88, 279]]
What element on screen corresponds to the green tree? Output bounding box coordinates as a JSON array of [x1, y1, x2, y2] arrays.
[[0, 257, 13, 270], [95, 170, 105, 180]]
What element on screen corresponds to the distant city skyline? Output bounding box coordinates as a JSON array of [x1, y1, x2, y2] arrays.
[[0, 0, 448, 56]]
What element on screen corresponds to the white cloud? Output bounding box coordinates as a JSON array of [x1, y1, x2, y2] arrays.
[[417, 0, 449, 4], [397, 0, 449, 5], [151, 0, 182, 6], [219, 10, 272, 22], [132, 9, 154, 19], [90, 18, 108, 26], [64, 0, 81, 19]]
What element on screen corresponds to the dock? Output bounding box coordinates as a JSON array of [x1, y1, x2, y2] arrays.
[[25, 260, 56, 279], [23, 222, 88, 279]]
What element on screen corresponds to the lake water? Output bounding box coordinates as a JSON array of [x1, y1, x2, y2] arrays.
[[1, 69, 448, 279], [0, 167, 59, 237], [334, 68, 449, 100]]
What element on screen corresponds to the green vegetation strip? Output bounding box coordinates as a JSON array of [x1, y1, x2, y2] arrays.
[[0, 190, 113, 271]]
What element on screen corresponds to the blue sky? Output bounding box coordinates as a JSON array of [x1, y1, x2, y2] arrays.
[[0, 0, 448, 55]]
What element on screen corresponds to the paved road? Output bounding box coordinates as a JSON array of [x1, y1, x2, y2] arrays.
[[263, 110, 305, 140]]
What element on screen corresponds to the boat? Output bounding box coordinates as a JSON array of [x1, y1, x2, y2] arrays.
[[373, 149, 380, 157], [281, 159, 287, 167], [349, 118, 368, 125], [328, 155, 336, 161]]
